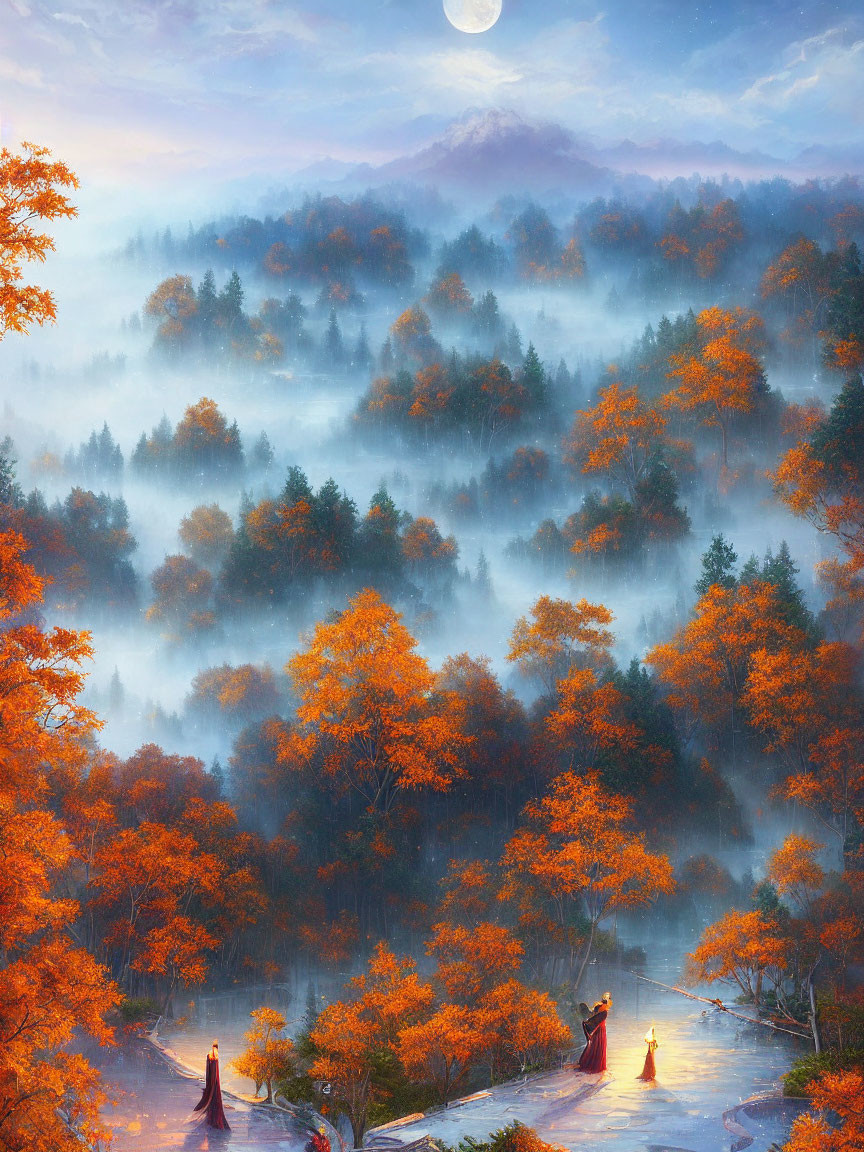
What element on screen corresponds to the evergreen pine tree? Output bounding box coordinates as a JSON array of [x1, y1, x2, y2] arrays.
[[695, 533, 738, 595], [324, 308, 344, 367], [521, 342, 547, 408]]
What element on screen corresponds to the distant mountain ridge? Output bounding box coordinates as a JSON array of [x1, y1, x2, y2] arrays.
[[292, 108, 863, 196]]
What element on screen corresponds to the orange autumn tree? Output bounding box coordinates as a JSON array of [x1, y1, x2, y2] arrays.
[[500, 772, 675, 989], [785, 725, 864, 856], [309, 943, 434, 1145], [427, 920, 524, 1004], [147, 553, 216, 639], [186, 662, 280, 727], [773, 375, 864, 634], [507, 595, 615, 698], [741, 641, 864, 854], [178, 503, 234, 568], [687, 908, 790, 1006], [397, 1002, 487, 1104], [741, 642, 858, 775], [1, 144, 120, 1152], [767, 835, 825, 916], [232, 1007, 296, 1103], [761, 237, 834, 352], [781, 1069, 864, 1152], [664, 305, 766, 468], [0, 140, 79, 338], [476, 981, 572, 1081], [425, 272, 474, 317], [284, 589, 467, 815], [0, 531, 119, 1152], [90, 822, 224, 1010], [647, 580, 804, 748], [545, 667, 639, 774], [144, 274, 198, 351], [399, 860, 569, 1104], [434, 654, 529, 816], [565, 381, 668, 499]]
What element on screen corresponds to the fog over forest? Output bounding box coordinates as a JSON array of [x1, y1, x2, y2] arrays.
[[3, 16, 864, 1148]]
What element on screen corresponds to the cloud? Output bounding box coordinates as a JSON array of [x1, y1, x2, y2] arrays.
[[417, 47, 522, 96], [0, 54, 45, 88], [52, 10, 90, 29], [742, 26, 864, 117]]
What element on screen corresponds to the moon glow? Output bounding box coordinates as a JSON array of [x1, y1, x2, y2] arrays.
[[443, 0, 502, 34]]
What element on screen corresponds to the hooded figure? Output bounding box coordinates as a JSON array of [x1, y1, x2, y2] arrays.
[[192, 1040, 231, 1129], [577, 993, 611, 1073]]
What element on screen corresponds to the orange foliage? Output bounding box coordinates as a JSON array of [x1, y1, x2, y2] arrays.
[[187, 663, 279, 724], [437, 859, 497, 925], [390, 306, 438, 365], [147, 553, 215, 637], [0, 141, 79, 338], [174, 396, 234, 455], [232, 1007, 295, 1102], [784, 725, 864, 850], [664, 306, 766, 466], [773, 376, 864, 607], [500, 773, 674, 985], [426, 273, 474, 315], [397, 1003, 487, 1102], [0, 532, 119, 1152], [507, 595, 615, 696], [545, 667, 639, 771], [263, 241, 293, 276], [741, 642, 858, 772], [435, 655, 528, 794], [688, 909, 790, 1003], [309, 943, 434, 1145], [427, 921, 524, 1002], [817, 557, 864, 644], [768, 835, 825, 913], [829, 335, 864, 373], [144, 274, 198, 346], [761, 238, 833, 343], [285, 589, 467, 813], [647, 580, 804, 744], [409, 363, 455, 422], [401, 516, 457, 577], [178, 503, 234, 567], [783, 400, 827, 441], [91, 822, 223, 992], [565, 381, 667, 497], [782, 1070, 864, 1151], [476, 980, 572, 1076]]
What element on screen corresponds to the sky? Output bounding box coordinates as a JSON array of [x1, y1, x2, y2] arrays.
[[1, 0, 862, 194]]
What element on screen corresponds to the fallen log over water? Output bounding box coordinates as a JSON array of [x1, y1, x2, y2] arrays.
[[629, 972, 812, 1042]]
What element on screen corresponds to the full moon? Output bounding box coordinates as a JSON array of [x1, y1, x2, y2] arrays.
[[443, 0, 502, 34]]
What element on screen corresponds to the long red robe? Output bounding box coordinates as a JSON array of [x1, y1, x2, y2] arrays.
[[193, 1053, 231, 1130], [638, 1040, 657, 1080], [577, 1006, 608, 1073]]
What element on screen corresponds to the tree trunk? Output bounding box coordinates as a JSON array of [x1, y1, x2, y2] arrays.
[[573, 920, 597, 994], [808, 970, 821, 1054], [350, 1111, 366, 1150]]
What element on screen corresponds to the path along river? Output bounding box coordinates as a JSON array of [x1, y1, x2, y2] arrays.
[[98, 957, 811, 1152]]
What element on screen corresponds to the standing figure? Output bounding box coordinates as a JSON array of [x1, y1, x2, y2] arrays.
[[637, 1025, 658, 1080], [578, 992, 612, 1073], [192, 1040, 231, 1130]]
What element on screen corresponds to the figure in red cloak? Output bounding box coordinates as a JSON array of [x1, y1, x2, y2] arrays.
[[192, 1040, 231, 1130], [578, 993, 611, 1073]]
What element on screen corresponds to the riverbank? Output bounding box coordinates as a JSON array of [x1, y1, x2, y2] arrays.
[[361, 965, 810, 1152]]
